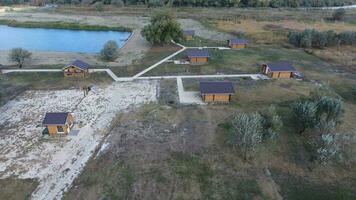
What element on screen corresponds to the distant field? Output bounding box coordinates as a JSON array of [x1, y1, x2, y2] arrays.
[[0, 179, 38, 200]]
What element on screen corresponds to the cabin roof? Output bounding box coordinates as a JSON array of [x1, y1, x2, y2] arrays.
[[42, 112, 70, 125], [266, 61, 296, 72], [228, 39, 248, 45], [182, 30, 195, 36], [186, 49, 210, 58], [200, 81, 235, 95], [65, 59, 90, 70]]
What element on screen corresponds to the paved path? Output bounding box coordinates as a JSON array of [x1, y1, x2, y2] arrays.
[[1, 69, 62, 73], [132, 46, 186, 79], [176, 77, 205, 105], [320, 4, 356, 9], [136, 73, 269, 80], [89, 69, 132, 81]]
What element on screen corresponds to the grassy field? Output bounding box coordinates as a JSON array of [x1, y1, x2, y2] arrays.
[[0, 179, 38, 200], [111, 45, 180, 77], [1, 5, 356, 199], [145, 43, 340, 77]]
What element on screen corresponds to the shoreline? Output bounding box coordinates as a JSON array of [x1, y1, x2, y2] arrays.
[[0, 19, 132, 32]]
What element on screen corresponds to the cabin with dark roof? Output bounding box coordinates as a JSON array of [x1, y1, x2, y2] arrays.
[[63, 60, 90, 77], [186, 49, 210, 64], [200, 81, 235, 103], [262, 61, 296, 78], [182, 30, 195, 40], [227, 39, 248, 49], [42, 112, 74, 136]]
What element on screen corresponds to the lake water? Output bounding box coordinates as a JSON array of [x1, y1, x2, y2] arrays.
[[0, 25, 131, 53]]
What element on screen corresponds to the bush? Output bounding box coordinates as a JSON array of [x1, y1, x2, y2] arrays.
[[142, 11, 182, 45], [332, 8, 346, 21], [259, 105, 282, 140], [100, 41, 119, 61], [94, 1, 104, 11], [8, 48, 32, 68], [111, 0, 124, 6]]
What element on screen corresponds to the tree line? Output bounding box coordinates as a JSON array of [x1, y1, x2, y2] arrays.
[[1, 0, 355, 7], [288, 29, 356, 49]]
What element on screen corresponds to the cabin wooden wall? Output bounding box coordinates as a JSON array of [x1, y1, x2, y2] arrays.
[[202, 94, 231, 102], [63, 66, 88, 77], [190, 57, 208, 63], [230, 44, 246, 49], [269, 72, 292, 78], [184, 35, 193, 40]]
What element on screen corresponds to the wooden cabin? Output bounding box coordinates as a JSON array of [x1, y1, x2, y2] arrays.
[[227, 39, 248, 49], [200, 81, 235, 103], [182, 30, 195, 40], [63, 60, 90, 77], [42, 112, 74, 137], [262, 61, 296, 78], [186, 49, 210, 64]]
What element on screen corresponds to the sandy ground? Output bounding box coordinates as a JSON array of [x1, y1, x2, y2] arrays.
[[0, 80, 157, 200], [0, 10, 229, 67]]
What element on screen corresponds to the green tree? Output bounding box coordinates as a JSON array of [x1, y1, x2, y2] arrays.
[[332, 8, 346, 21], [8, 48, 31, 68], [100, 40, 119, 61], [142, 11, 182, 45], [229, 113, 263, 160], [291, 101, 317, 134]]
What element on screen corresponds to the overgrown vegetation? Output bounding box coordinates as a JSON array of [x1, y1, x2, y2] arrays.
[[142, 11, 182, 45], [100, 40, 119, 61], [0, 19, 132, 32], [288, 29, 356, 49], [4, 0, 355, 7], [290, 90, 348, 164]]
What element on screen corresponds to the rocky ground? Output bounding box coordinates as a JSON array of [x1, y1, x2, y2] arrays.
[[0, 80, 157, 200]]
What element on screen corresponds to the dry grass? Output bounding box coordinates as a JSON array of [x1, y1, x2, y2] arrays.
[[0, 179, 38, 200], [212, 19, 356, 44]]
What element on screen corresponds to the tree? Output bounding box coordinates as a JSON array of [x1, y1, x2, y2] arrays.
[[142, 11, 182, 45], [332, 8, 346, 21], [8, 48, 31, 68], [291, 101, 317, 134], [100, 40, 119, 61], [229, 113, 263, 160]]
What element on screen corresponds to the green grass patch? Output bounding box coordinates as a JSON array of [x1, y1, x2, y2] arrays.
[[271, 169, 356, 200], [146, 44, 335, 77], [0, 19, 132, 32], [0, 178, 39, 200]]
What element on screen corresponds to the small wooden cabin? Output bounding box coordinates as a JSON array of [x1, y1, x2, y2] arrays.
[[63, 60, 90, 77], [200, 81, 235, 103], [182, 30, 195, 40], [262, 61, 296, 78], [42, 112, 74, 137], [186, 49, 210, 64], [227, 39, 248, 49]]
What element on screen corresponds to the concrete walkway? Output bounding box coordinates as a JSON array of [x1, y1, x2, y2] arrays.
[[89, 69, 132, 81], [132, 46, 186, 79], [1, 69, 62, 73], [176, 77, 205, 105], [136, 73, 269, 80]]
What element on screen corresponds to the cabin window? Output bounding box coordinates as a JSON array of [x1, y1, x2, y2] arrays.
[[57, 126, 64, 133]]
